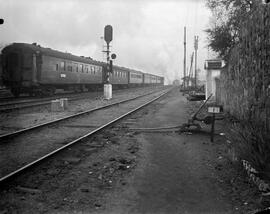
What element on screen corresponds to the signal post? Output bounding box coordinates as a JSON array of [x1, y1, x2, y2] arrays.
[[103, 25, 116, 100]]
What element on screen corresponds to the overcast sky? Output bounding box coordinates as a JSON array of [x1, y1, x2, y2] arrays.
[[0, 0, 211, 84]]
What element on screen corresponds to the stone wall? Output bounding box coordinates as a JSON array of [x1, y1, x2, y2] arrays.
[[218, 4, 270, 132]]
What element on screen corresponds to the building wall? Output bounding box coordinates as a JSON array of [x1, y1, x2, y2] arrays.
[[217, 4, 270, 131]]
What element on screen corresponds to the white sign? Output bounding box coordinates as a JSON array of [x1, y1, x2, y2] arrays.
[[60, 74, 66, 78], [208, 106, 220, 113]]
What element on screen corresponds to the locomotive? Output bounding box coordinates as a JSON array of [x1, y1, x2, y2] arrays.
[[1, 43, 164, 97]]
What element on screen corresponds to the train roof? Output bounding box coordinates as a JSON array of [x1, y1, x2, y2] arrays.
[[3, 42, 164, 79], [143, 72, 163, 78], [3, 43, 105, 66]]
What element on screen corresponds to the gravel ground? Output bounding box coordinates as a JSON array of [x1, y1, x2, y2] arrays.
[[0, 88, 265, 214]]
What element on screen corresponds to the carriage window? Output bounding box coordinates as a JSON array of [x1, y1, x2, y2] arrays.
[[85, 66, 88, 73], [60, 61, 65, 70], [75, 63, 78, 72], [55, 63, 59, 71], [91, 66, 94, 74], [79, 64, 83, 72], [67, 65, 72, 72]]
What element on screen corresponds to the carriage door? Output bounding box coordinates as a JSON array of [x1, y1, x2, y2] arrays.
[[7, 52, 21, 84], [32, 54, 37, 84]]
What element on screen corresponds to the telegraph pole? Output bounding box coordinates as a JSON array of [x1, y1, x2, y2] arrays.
[[194, 35, 199, 89], [183, 26, 187, 89]]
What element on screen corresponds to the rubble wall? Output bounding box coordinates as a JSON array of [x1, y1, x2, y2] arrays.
[[218, 4, 270, 132]]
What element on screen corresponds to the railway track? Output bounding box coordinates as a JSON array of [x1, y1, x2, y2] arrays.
[[0, 87, 159, 112], [0, 87, 172, 186], [0, 92, 102, 112]]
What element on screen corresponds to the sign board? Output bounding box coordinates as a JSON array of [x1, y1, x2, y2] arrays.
[[208, 106, 220, 113]]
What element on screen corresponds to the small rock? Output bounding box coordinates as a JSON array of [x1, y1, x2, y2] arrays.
[[61, 157, 81, 164], [109, 157, 116, 162], [81, 188, 89, 193], [84, 148, 98, 154], [215, 164, 222, 171], [47, 169, 58, 175], [110, 136, 119, 144], [16, 186, 42, 194], [91, 143, 104, 148], [94, 203, 102, 208], [118, 157, 132, 165], [126, 132, 134, 137], [93, 162, 100, 166], [118, 164, 127, 170], [53, 204, 60, 209]]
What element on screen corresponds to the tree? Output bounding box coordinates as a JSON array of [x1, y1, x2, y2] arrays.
[[205, 0, 260, 60]]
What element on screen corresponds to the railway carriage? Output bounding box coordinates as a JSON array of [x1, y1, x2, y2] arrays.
[[109, 65, 129, 88], [144, 73, 164, 86], [1, 42, 164, 97], [143, 73, 156, 85], [1, 43, 104, 96], [128, 69, 143, 86]]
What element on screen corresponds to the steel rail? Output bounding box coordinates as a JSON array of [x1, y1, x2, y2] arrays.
[[0, 92, 102, 112], [0, 87, 160, 111], [0, 88, 172, 185], [0, 88, 168, 140], [0, 91, 86, 106]]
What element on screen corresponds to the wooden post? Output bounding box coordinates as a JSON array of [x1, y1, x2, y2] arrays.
[[210, 113, 215, 142]]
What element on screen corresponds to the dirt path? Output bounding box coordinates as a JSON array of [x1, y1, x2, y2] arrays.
[[93, 89, 258, 214]]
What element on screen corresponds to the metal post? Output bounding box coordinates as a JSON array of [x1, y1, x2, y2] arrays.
[[183, 27, 186, 89], [106, 43, 110, 83], [210, 113, 215, 142], [103, 25, 113, 100], [194, 36, 198, 89]]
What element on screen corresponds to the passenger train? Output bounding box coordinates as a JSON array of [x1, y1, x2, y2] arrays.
[[1, 43, 164, 96]]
